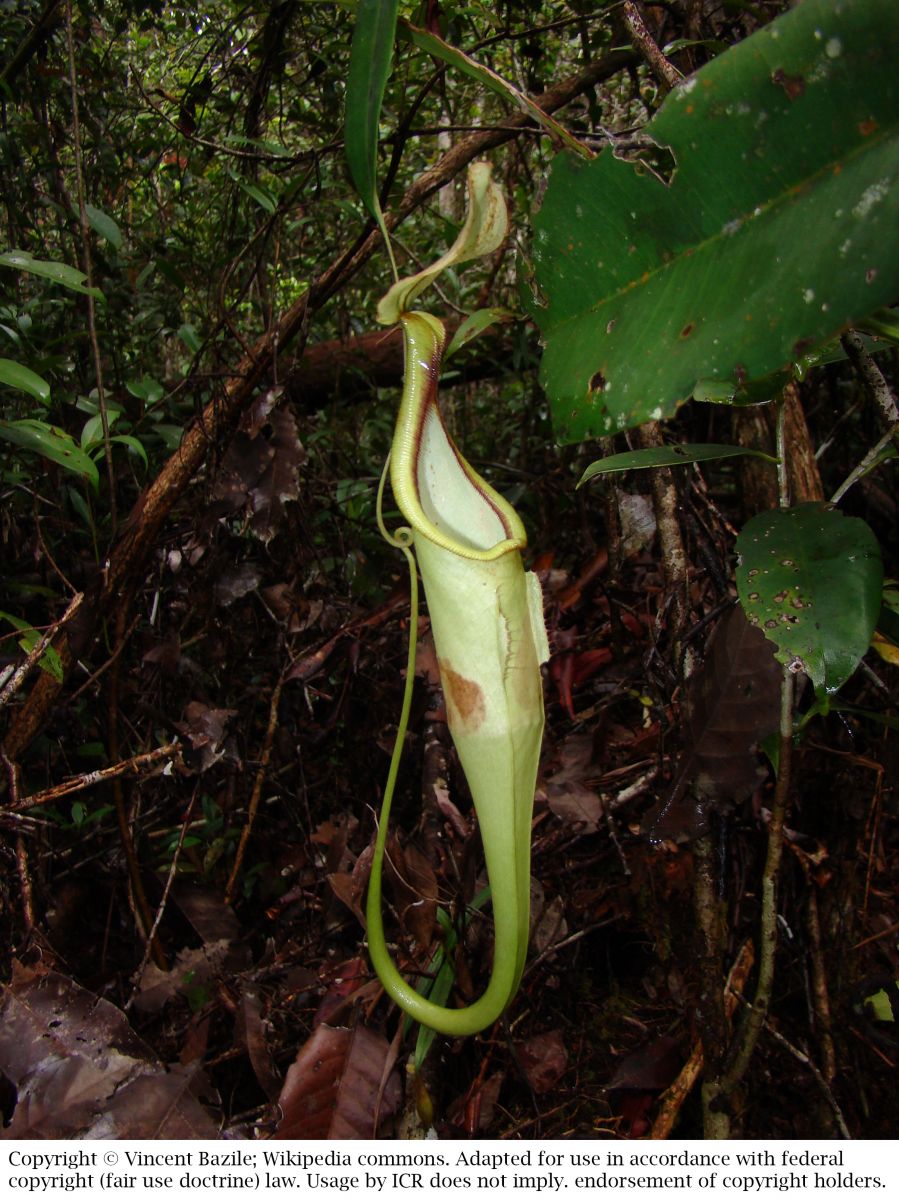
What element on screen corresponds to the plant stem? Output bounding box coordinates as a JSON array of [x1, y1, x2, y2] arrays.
[[65, 0, 116, 534], [719, 665, 794, 1095]]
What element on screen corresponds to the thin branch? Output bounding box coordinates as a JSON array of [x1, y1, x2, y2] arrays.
[[7, 741, 180, 812], [0, 592, 83, 711], [622, 2, 683, 92], [64, 0, 116, 532], [224, 671, 285, 906]]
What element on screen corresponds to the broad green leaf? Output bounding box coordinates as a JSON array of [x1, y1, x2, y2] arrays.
[[531, 0, 899, 442], [0, 418, 100, 488], [578, 442, 777, 486], [344, 0, 400, 251], [178, 323, 201, 354], [735, 504, 882, 695], [125, 375, 164, 405], [80, 410, 120, 449], [109, 434, 148, 468], [84, 204, 123, 250], [445, 307, 515, 360], [0, 249, 104, 299], [239, 182, 277, 214], [403, 24, 588, 158], [0, 357, 50, 404]]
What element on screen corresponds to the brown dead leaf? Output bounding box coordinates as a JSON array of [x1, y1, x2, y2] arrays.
[[516, 1029, 569, 1094], [175, 702, 239, 772], [133, 940, 232, 1014], [274, 1023, 400, 1139], [0, 961, 220, 1139]]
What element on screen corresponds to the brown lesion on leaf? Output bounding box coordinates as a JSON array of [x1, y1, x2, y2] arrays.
[[771, 68, 805, 101], [440, 661, 486, 731]]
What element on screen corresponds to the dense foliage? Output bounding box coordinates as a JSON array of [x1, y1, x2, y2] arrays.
[[0, 0, 897, 1140]]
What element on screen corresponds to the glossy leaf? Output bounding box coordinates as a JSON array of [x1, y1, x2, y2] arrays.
[[0, 249, 103, 299], [577, 442, 776, 486], [85, 203, 123, 249], [531, 0, 899, 441], [345, 0, 399, 245], [735, 503, 883, 694], [0, 418, 100, 488], [0, 357, 50, 404]]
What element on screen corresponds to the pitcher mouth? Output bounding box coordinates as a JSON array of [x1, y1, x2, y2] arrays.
[[391, 312, 526, 561]]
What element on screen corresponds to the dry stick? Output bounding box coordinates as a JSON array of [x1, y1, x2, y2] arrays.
[[651, 940, 755, 1140], [1, 750, 35, 931], [730, 991, 851, 1139], [622, 1, 683, 92], [2, 47, 637, 766], [125, 787, 200, 1011], [693, 833, 732, 1140], [0, 592, 83, 711], [64, 0, 116, 533], [832, 332, 899, 504], [7, 741, 179, 812], [224, 672, 285, 907], [107, 598, 167, 969], [803, 879, 837, 1084]]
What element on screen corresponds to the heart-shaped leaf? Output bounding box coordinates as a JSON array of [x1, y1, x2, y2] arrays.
[[735, 504, 882, 694]]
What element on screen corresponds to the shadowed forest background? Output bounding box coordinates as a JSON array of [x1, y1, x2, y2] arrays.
[[0, 0, 897, 1140]]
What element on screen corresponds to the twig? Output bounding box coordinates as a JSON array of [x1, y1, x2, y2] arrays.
[[0, 592, 83, 711], [651, 941, 754, 1139], [730, 991, 851, 1138], [842, 330, 899, 426], [622, 2, 683, 92], [224, 672, 285, 906], [6, 741, 180, 812], [719, 666, 795, 1096], [65, 0, 116, 533], [1, 750, 35, 931], [831, 331, 899, 503], [126, 787, 200, 1011]]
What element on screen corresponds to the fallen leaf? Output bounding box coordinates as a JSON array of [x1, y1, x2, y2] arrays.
[[0, 961, 220, 1139], [516, 1029, 568, 1094], [274, 1023, 400, 1139]]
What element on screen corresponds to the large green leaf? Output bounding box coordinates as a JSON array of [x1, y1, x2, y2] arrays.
[[84, 204, 123, 250], [0, 250, 104, 299], [0, 418, 100, 489], [345, 0, 399, 246], [531, 0, 899, 442], [735, 504, 882, 695], [0, 358, 50, 404]]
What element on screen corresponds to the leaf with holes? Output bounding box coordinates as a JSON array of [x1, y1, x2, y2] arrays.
[[531, 0, 899, 442], [735, 504, 882, 695]]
